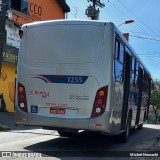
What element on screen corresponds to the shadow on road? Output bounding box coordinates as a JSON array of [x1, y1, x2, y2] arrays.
[[24, 129, 140, 157]]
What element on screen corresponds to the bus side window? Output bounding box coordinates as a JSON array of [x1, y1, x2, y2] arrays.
[[131, 56, 135, 86], [131, 58, 139, 88], [135, 60, 139, 88], [115, 61, 123, 82], [143, 71, 148, 92], [119, 43, 124, 63], [115, 40, 119, 59], [114, 39, 124, 82]]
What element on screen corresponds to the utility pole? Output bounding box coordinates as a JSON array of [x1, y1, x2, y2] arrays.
[[0, 0, 7, 75], [86, 0, 105, 20]]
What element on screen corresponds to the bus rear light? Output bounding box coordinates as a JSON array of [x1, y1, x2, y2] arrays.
[[91, 86, 108, 118], [97, 98, 103, 105], [18, 117, 23, 121], [19, 94, 25, 100], [19, 86, 24, 93], [99, 90, 105, 97], [95, 123, 102, 127], [96, 107, 101, 113], [20, 103, 25, 108], [18, 82, 28, 113]]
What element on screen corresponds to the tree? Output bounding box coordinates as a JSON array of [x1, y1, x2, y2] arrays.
[[150, 79, 160, 123]]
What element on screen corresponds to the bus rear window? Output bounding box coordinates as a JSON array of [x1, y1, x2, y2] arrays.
[[24, 24, 104, 66]]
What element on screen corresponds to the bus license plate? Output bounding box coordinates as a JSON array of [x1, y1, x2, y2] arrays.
[[50, 108, 65, 114]]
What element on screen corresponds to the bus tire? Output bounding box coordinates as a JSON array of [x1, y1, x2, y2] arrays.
[[120, 113, 131, 143], [138, 111, 145, 130], [58, 131, 78, 137], [138, 123, 143, 130]]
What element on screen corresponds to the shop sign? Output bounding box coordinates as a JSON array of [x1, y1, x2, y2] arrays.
[[3, 45, 18, 65]]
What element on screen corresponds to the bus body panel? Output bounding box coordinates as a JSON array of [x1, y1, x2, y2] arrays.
[[26, 74, 99, 119], [16, 20, 115, 133]]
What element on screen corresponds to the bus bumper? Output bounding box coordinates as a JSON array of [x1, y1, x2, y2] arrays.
[[16, 107, 110, 132]]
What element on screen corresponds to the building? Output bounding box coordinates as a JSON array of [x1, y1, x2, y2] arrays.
[[9, 0, 70, 25], [0, 0, 70, 112]]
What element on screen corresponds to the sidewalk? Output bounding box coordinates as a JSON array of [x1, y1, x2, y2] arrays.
[[0, 112, 38, 131], [0, 112, 15, 130]]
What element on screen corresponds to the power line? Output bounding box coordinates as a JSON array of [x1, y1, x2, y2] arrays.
[[140, 56, 160, 66], [139, 52, 160, 55], [67, 0, 87, 19], [119, 1, 160, 37], [68, 0, 86, 18], [121, 29, 160, 39], [139, 55, 160, 57], [107, 1, 128, 19], [106, 3, 160, 42], [105, 1, 160, 79], [129, 35, 160, 43], [140, 58, 160, 69], [138, 53, 160, 75], [107, 1, 159, 42], [140, 57, 160, 69], [68, 0, 86, 16]]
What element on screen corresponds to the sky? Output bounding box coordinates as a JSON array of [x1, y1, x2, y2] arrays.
[[66, 0, 160, 80]]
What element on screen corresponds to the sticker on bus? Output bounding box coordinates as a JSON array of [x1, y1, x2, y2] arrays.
[[31, 105, 38, 113], [33, 75, 88, 84]]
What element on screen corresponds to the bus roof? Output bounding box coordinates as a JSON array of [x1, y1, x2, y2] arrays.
[[22, 19, 151, 75]]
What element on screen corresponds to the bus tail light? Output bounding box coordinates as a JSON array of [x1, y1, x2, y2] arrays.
[[91, 86, 108, 118], [18, 82, 28, 113]]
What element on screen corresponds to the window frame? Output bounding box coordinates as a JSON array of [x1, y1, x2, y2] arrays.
[[114, 37, 125, 83]]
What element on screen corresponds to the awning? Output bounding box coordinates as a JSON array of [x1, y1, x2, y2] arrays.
[[56, 0, 70, 13]]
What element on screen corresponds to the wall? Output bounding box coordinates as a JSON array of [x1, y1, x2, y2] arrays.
[[11, 0, 65, 25], [0, 44, 18, 112], [0, 63, 16, 112]]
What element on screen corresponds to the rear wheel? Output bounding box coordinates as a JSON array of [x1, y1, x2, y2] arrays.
[[138, 111, 146, 130], [138, 123, 143, 130], [119, 114, 131, 143], [58, 130, 78, 137]]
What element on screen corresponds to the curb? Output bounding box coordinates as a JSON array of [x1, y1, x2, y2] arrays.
[[0, 124, 11, 131]]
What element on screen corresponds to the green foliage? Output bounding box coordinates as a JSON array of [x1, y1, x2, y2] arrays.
[[150, 80, 160, 123], [150, 79, 160, 109]]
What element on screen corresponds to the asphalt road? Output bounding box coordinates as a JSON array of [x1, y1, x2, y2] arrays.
[[0, 124, 160, 160]]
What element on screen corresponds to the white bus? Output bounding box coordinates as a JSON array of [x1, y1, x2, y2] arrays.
[[15, 20, 151, 142]]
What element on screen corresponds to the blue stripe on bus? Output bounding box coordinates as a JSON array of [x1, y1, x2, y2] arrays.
[[33, 75, 88, 84]]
